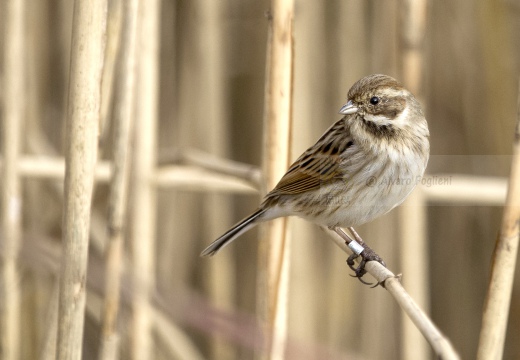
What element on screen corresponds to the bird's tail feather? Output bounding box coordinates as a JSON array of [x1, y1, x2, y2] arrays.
[[200, 208, 266, 257]]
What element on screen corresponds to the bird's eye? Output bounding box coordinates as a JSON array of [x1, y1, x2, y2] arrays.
[[369, 96, 380, 105]]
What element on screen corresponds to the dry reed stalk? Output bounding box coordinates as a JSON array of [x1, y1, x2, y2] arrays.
[[175, 148, 262, 186], [259, 0, 295, 358], [19, 231, 205, 360], [1, 1, 25, 358], [400, 0, 427, 98], [98, 0, 139, 359], [325, 227, 460, 360], [56, 1, 106, 359], [39, 282, 60, 360], [399, 0, 429, 358], [86, 288, 206, 360], [289, 1, 328, 345], [129, 0, 160, 358], [420, 175, 507, 205], [1, 155, 259, 193], [99, 0, 122, 142], [196, 0, 235, 358], [14, 128, 110, 255], [398, 191, 429, 360], [154, 166, 256, 192], [20, 156, 506, 202], [476, 81, 520, 360]]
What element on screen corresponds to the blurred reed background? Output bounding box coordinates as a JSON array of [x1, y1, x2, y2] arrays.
[[1, 0, 520, 359]]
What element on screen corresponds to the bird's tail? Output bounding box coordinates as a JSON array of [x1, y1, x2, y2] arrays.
[[200, 208, 266, 257]]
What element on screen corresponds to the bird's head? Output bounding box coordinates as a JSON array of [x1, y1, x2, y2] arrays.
[[339, 74, 425, 132]]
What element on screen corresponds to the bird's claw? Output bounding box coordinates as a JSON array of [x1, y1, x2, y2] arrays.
[[346, 243, 386, 287]]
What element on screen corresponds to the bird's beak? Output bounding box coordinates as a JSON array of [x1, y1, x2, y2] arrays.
[[339, 100, 358, 115]]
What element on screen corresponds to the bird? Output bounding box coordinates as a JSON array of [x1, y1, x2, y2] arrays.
[[200, 74, 430, 269]]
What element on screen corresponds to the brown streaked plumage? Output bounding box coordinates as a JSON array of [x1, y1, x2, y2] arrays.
[[201, 74, 429, 257]]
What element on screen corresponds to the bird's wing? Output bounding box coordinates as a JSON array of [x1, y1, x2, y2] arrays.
[[267, 120, 353, 196], [269, 154, 339, 195]]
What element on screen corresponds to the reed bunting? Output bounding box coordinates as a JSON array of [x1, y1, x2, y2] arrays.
[[201, 74, 429, 275]]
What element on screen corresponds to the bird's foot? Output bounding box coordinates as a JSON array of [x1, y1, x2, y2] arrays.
[[330, 226, 386, 287], [346, 243, 386, 287], [347, 233, 386, 287]]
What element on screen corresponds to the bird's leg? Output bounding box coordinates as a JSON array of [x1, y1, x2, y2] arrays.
[[348, 227, 365, 245], [332, 226, 355, 243], [347, 226, 386, 270], [331, 226, 386, 286], [330, 227, 367, 277]]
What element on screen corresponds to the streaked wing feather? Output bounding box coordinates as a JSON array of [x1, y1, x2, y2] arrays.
[[270, 156, 338, 195], [268, 119, 352, 196], [271, 170, 321, 194]]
